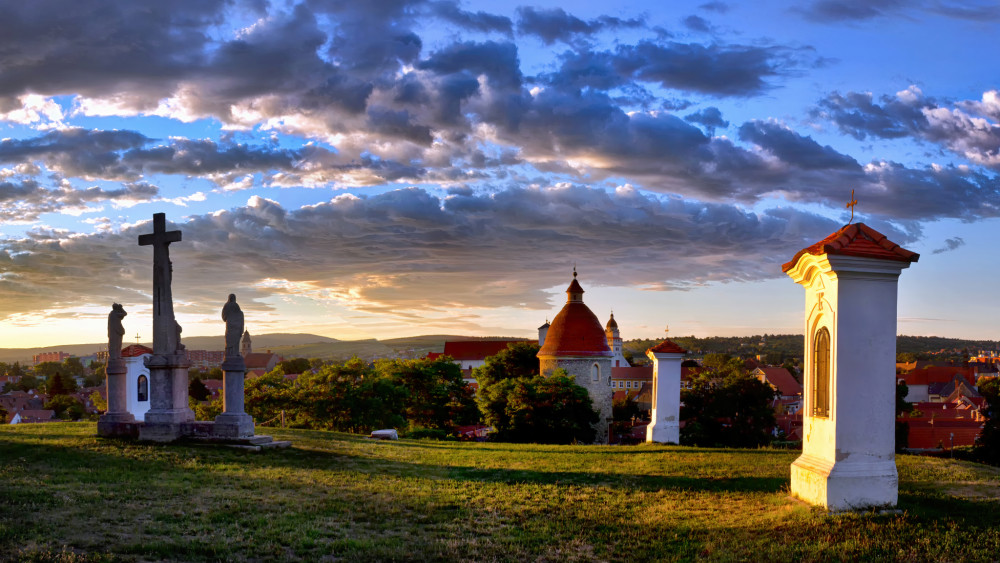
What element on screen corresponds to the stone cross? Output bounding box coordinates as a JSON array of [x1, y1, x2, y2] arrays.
[[138, 213, 182, 355]]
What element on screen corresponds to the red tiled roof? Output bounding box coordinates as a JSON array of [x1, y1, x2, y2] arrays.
[[782, 223, 920, 272], [244, 352, 279, 369], [202, 379, 223, 390], [755, 367, 803, 397], [538, 302, 611, 357], [899, 366, 976, 387], [612, 366, 653, 381], [443, 340, 535, 361], [121, 344, 153, 357], [425, 352, 443, 360], [647, 339, 686, 354], [16, 409, 55, 423]]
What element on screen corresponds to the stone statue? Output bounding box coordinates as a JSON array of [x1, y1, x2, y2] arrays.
[[108, 304, 127, 360], [222, 294, 244, 359]]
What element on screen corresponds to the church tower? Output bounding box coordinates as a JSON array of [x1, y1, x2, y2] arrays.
[[537, 269, 613, 443], [605, 313, 629, 368], [240, 330, 252, 357]]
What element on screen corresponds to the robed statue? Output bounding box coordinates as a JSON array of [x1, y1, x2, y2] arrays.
[[222, 294, 244, 359], [108, 304, 127, 360]]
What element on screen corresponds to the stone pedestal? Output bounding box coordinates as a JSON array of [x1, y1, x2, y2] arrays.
[[646, 342, 685, 444], [784, 223, 918, 511], [139, 353, 195, 442], [214, 356, 254, 438], [98, 358, 136, 437]]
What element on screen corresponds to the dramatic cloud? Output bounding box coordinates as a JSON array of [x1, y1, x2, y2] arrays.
[[516, 7, 644, 46], [0, 186, 847, 322], [816, 87, 1000, 169]]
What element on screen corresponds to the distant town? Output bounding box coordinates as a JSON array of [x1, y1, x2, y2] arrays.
[[4, 329, 996, 451]]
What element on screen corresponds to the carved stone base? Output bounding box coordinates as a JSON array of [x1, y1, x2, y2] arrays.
[[790, 453, 898, 511], [137, 422, 188, 443], [213, 412, 255, 438], [97, 419, 139, 439]]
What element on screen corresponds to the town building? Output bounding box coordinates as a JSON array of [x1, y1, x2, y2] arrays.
[[605, 313, 630, 368], [752, 367, 803, 399], [537, 269, 613, 443], [32, 351, 71, 365]]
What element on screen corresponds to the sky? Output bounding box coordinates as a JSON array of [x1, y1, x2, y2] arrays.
[[2, 0, 1000, 348]]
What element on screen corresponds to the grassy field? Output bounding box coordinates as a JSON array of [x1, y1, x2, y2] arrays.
[[2, 423, 999, 562]]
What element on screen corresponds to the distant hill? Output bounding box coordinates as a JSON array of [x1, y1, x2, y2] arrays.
[[0, 333, 338, 364]]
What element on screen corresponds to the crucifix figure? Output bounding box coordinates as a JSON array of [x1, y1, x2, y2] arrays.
[[846, 189, 858, 224], [138, 213, 183, 355]]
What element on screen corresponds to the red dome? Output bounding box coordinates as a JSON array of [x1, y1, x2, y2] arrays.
[[538, 273, 612, 358]]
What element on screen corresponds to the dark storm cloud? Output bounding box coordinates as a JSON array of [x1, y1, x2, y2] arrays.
[[815, 90, 928, 140], [796, 0, 1000, 22], [738, 121, 861, 170], [516, 7, 645, 46], [427, 2, 513, 35], [0, 129, 149, 180], [685, 107, 729, 132], [0, 185, 846, 319], [682, 15, 714, 33]]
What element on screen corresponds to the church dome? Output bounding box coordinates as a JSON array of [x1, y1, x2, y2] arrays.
[[538, 271, 612, 358]]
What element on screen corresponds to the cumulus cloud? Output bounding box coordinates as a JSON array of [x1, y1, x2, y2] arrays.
[[516, 7, 645, 46], [815, 87, 1000, 169]]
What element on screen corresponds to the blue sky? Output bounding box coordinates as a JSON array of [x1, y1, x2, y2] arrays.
[[1, 0, 999, 348]]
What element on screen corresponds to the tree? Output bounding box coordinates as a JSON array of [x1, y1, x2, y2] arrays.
[[13, 373, 41, 392], [680, 360, 776, 448], [477, 372, 598, 444], [975, 377, 1000, 465], [376, 357, 479, 432], [44, 395, 85, 420], [89, 390, 107, 413], [62, 357, 85, 378], [189, 378, 211, 402], [33, 361, 63, 380], [278, 358, 312, 375], [896, 380, 913, 452], [471, 342, 541, 388], [83, 362, 105, 388], [46, 372, 74, 396]]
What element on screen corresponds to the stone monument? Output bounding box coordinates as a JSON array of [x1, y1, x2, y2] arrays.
[[783, 222, 918, 511], [214, 294, 255, 437], [645, 338, 686, 444], [97, 304, 136, 437], [137, 213, 195, 442]]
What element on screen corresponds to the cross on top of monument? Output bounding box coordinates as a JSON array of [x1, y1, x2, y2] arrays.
[[138, 213, 181, 248], [846, 189, 858, 224]]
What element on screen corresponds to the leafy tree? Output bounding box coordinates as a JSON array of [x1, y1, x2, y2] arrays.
[[975, 377, 1000, 465], [680, 360, 776, 448], [478, 371, 598, 444], [83, 363, 105, 388], [44, 395, 85, 420], [196, 397, 223, 420], [207, 367, 224, 379], [895, 381, 913, 451], [33, 361, 63, 380], [376, 357, 479, 431], [45, 372, 77, 396], [89, 390, 107, 413], [189, 378, 211, 402], [471, 342, 540, 387], [278, 358, 312, 375], [13, 373, 41, 392], [701, 353, 733, 371], [62, 357, 85, 378]]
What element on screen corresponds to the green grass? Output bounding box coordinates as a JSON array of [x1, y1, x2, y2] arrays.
[[2, 423, 999, 562]]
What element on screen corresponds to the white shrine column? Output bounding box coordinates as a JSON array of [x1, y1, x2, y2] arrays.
[[783, 223, 918, 511], [645, 340, 686, 444]]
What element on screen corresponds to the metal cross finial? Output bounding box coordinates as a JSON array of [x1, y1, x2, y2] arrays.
[[664, 324, 670, 336], [846, 189, 858, 224], [135, 332, 141, 345], [573, 264, 577, 278]]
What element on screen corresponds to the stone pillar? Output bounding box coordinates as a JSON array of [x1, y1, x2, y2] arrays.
[[138, 353, 195, 442], [97, 358, 135, 437], [646, 340, 686, 444], [783, 223, 918, 511], [214, 355, 255, 438]]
